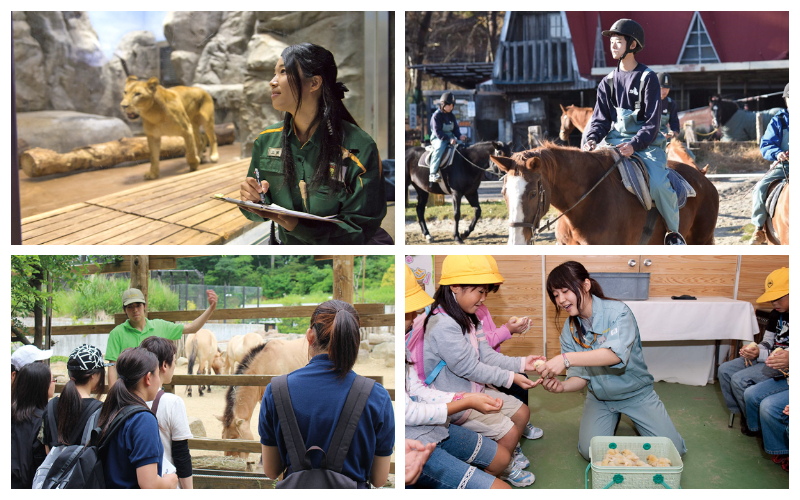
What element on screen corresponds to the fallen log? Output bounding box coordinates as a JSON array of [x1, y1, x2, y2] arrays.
[[20, 123, 236, 178]]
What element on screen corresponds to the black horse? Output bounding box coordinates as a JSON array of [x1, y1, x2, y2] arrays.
[[710, 96, 783, 142], [406, 141, 512, 244]]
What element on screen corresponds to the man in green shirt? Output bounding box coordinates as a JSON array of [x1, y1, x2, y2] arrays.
[[106, 288, 218, 385]]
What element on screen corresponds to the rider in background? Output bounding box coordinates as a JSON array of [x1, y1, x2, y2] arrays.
[[583, 19, 686, 245], [429, 92, 467, 183], [658, 72, 696, 161], [750, 82, 789, 245]]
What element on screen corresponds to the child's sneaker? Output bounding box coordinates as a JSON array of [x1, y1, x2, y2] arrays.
[[513, 445, 530, 469], [523, 423, 544, 439], [502, 468, 536, 487]]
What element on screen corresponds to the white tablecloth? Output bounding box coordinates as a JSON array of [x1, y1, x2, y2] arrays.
[[623, 297, 759, 386]]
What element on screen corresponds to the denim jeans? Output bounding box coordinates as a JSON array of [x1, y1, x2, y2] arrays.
[[751, 165, 788, 227], [429, 137, 451, 177], [758, 389, 789, 455], [717, 357, 780, 415], [413, 424, 498, 489], [743, 377, 789, 434]]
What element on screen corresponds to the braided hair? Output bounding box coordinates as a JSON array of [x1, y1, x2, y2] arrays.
[[279, 43, 358, 194]]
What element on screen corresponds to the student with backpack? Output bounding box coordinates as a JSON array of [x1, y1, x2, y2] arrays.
[[140, 336, 194, 488], [42, 345, 108, 451], [404, 264, 513, 489], [258, 300, 395, 488], [421, 255, 543, 484], [11, 361, 54, 488], [98, 347, 178, 489]]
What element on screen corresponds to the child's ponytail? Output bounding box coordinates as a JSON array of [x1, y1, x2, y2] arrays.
[[98, 347, 157, 437]]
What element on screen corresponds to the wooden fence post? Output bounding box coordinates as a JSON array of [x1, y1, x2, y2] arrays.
[[756, 113, 764, 144], [131, 255, 150, 315], [528, 125, 544, 148], [685, 120, 697, 145]]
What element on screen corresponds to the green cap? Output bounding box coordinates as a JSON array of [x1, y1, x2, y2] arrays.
[[122, 288, 146, 306]]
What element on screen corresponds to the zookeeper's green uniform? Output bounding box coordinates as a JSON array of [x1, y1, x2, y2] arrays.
[[241, 118, 386, 245], [105, 319, 183, 361]]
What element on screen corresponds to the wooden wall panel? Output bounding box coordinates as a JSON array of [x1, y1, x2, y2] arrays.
[[433, 255, 545, 357], [738, 255, 790, 309], [642, 255, 738, 298]]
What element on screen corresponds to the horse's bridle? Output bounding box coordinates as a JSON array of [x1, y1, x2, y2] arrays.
[[452, 145, 504, 176], [507, 176, 546, 245]]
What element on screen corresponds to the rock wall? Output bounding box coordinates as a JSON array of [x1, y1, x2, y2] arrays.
[[14, 11, 367, 158]]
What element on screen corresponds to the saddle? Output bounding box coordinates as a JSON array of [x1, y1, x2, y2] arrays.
[[418, 144, 456, 169], [766, 179, 787, 219], [614, 154, 696, 210]]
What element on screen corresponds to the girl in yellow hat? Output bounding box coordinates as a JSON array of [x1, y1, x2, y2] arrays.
[[404, 265, 512, 489], [422, 256, 545, 486]]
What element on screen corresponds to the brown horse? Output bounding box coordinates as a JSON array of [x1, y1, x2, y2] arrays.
[[666, 138, 708, 174], [216, 337, 309, 460], [766, 183, 789, 245], [186, 329, 223, 397], [558, 104, 593, 144], [490, 142, 719, 245]]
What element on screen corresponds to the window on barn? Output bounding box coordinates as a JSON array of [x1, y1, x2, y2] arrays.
[[678, 12, 720, 65], [519, 12, 564, 40], [592, 14, 606, 68]]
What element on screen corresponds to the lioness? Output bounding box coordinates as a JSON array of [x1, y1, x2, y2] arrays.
[[120, 76, 218, 180]]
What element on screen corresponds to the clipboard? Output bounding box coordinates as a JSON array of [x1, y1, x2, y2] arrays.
[[212, 194, 343, 223]]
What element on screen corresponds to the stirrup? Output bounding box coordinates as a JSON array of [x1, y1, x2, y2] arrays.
[[664, 231, 686, 245]]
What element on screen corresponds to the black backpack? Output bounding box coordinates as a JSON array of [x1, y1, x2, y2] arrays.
[[272, 374, 375, 489], [32, 405, 152, 489]]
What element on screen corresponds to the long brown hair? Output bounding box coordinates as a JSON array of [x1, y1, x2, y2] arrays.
[[310, 300, 360, 378], [546, 261, 614, 332], [97, 347, 157, 437]]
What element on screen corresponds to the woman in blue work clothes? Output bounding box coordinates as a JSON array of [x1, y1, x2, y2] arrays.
[[428, 92, 467, 183], [750, 82, 789, 245], [533, 261, 686, 461], [583, 19, 685, 245]]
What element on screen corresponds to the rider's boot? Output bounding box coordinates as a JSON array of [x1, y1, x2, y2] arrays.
[[664, 231, 687, 245], [749, 227, 768, 245], [429, 172, 442, 182]]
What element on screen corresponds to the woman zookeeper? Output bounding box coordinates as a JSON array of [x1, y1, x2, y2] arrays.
[[535, 261, 686, 461], [239, 43, 388, 245], [583, 19, 685, 245]]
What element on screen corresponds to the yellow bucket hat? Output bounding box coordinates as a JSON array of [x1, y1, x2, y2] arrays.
[[439, 255, 498, 286], [485, 255, 505, 284], [405, 264, 434, 313], [757, 267, 789, 303]]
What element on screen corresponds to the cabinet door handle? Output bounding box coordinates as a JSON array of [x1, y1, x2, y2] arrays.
[[628, 259, 637, 267], [643, 259, 652, 267]]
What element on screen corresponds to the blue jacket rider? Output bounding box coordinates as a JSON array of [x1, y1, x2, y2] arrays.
[[428, 92, 466, 183], [584, 19, 686, 245], [750, 82, 789, 245]]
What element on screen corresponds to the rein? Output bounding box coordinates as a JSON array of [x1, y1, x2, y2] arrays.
[[453, 146, 503, 176]]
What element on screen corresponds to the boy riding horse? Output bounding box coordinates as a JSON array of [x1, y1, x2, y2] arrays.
[[429, 92, 467, 183], [751, 83, 789, 245], [583, 19, 686, 245]]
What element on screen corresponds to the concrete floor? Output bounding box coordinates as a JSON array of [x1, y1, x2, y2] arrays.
[[517, 381, 789, 489]]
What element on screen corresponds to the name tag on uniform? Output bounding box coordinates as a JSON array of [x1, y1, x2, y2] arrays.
[[329, 164, 348, 182], [268, 147, 282, 157]]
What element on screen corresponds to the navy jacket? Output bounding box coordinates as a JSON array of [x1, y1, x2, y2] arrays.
[[430, 110, 462, 141], [585, 63, 662, 151]]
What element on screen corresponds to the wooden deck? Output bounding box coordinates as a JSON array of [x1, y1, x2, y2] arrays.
[[21, 159, 258, 245]]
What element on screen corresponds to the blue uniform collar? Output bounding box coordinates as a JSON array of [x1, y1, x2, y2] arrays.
[[308, 353, 332, 364], [581, 294, 606, 332]]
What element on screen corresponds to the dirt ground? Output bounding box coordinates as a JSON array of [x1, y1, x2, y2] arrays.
[[50, 356, 395, 457], [404, 176, 758, 245]]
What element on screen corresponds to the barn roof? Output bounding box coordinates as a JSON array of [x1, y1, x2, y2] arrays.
[[565, 11, 789, 78], [408, 62, 495, 89]]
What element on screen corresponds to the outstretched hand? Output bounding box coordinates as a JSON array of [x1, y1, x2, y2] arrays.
[[524, 355, 547, 372], [206, 290, 218, 309]]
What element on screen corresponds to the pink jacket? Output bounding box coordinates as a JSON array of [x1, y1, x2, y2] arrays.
[[476, 304, 512, 353]]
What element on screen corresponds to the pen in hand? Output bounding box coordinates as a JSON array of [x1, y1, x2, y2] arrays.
[[253, 168, 266, 204]]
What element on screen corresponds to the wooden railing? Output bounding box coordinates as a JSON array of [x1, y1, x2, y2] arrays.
[[494, 39, 575, 84]]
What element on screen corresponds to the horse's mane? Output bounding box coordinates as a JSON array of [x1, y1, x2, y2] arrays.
[[221, 341, 268, 428], [511, 141, 615, 172]]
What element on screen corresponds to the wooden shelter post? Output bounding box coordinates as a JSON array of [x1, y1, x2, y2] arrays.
[[332, 256, 355, 303], [131, 255, 150, 314]]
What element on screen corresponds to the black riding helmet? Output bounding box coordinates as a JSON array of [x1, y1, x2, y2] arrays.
[[603, 19, 645, 62], [440, 92, 455, 107], [658, 72, 672, 89], [783, 83, 789, 99]]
